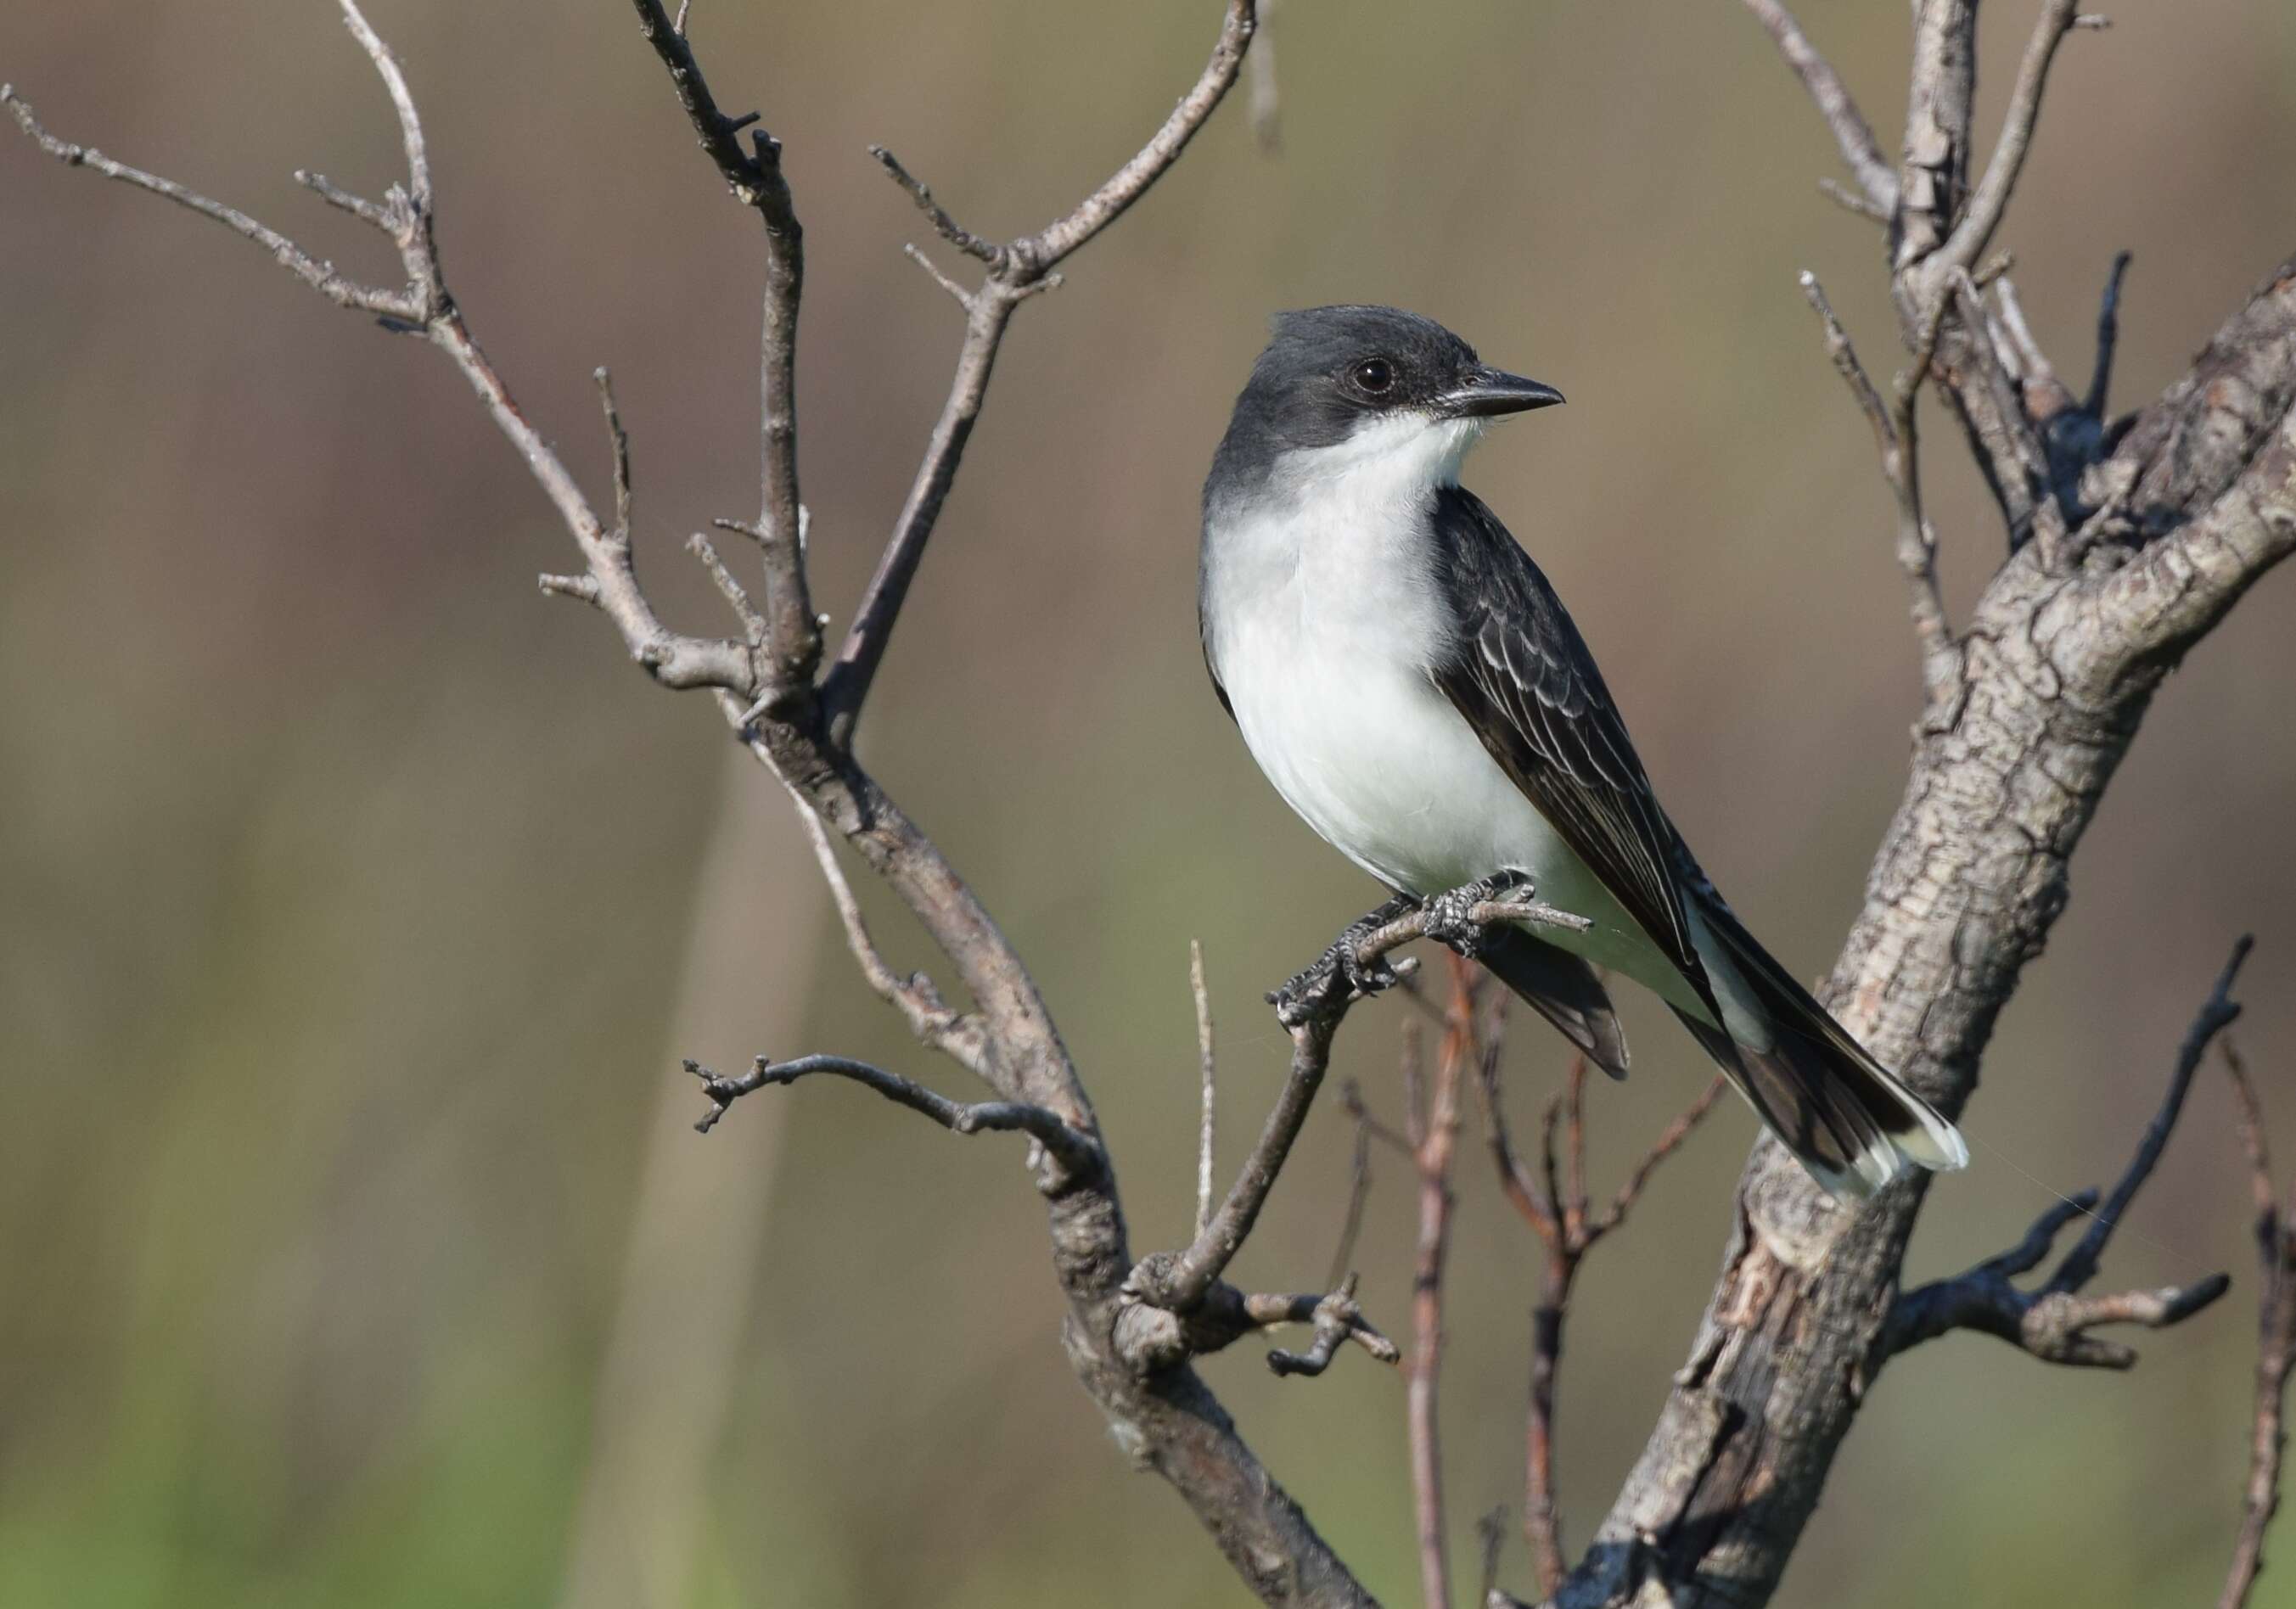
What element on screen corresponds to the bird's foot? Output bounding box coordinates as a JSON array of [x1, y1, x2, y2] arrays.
[[1419, 870, 1536, 959], [1267, 894, 1419, 1028]]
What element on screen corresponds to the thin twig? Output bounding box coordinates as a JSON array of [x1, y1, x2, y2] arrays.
[[1936, 0, 2086, 273], [1193, 939, 1218, 1242], [1737, 0, 1900, 210], [1408, 960, 1477, 1609], [628, 0, 817, 690], [3, 88, 418, 320], [594, 367, 634, 547], [2220, 1034, 2296, 1609], [294, 167, 393, 229], [1817, 176, 1890, 223], [686, 531, 766, 644], [790, 804, 987, 1074], [1143, 883, 1585, 1314], [1327, 1077, 1381, 1292], [1590, 1075, 1726, 1238], [901, 242, 974, 309], [2087, 249, 2133, 417], [2051, 935, 2252, 1293], [1799, 271, 1956, 702], [820, 0, 1259, 744], [870, 144, 1001, 263], [684, 1053, 1096, 1177], [1887, 937, 2250, 1367], [1473, 1028, 1721, 1597]]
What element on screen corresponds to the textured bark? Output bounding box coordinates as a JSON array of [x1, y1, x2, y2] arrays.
[[1558, 257, 2296, 1609]]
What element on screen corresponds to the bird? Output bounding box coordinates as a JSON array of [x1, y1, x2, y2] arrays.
[[1197, 305, 1966, 1199]]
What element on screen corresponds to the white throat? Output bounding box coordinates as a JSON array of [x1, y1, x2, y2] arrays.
[[1263, 411, 1485, 507]]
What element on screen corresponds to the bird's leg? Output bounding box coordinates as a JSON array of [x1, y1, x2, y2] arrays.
[[1419, 869, 1535, 959], [1267, 893, 1420, 1027]]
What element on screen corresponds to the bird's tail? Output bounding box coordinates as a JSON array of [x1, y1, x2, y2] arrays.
[[1675, 899, 1967, 1201]]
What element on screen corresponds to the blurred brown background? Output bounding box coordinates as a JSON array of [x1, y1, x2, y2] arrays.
[[4, 3, 2295, 1605]]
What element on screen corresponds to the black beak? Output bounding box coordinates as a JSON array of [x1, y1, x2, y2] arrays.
[[1437, 366, 1566, 418]]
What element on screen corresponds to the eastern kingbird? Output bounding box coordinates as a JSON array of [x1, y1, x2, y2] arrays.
[[1199, 306, 1966, 1198]]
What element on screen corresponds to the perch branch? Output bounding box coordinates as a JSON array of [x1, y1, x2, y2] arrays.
[[1139, 882, 1586, 1315], [1110, 1264, 1400, 1376]]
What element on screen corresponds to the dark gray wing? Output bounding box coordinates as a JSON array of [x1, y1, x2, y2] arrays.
[[1425, 486, 1709, 1001], [1477, 927, 1631, 1079]]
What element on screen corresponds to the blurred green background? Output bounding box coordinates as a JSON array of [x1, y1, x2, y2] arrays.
[[4, 2, 2295, 1605]]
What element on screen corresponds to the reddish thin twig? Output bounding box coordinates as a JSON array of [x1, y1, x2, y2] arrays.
[[1473, 1034, 1724, 1598], [1406, 958, 1479, 1609]]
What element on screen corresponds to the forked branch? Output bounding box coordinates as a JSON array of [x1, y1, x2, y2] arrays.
[[821, 0, 1260, 743], [1885, 939, 2248, 1368]]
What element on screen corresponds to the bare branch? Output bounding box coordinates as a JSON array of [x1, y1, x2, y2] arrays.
[[2050, 934, 2250, 1294], [1799, 272, 1957, 701], [1938, 0, 2088, 275], [684, 1053, 1097, 1173], [629, 0, 817, 689], [686, 531, 766, 645], [1587, 1074, 1726, 1239], [1327, 1075, 1383, 1291], [2086, 249, 2133, 417], [1012, 0, 1258, 269], [2220, 1035, 2296, 1609], [1817, 176, 1889, 223], [537, 573, 602, 605], [1138, 882, 1585, 1316], [1406, 962, 1477, 1609], [821, 0, 1259, 743], [1474, 1040, 1720, 1600], [595, 368, 635, 547], [294, 167, 392, 228], [901, 242, 974, 309], [869, 143, 1001, 264], [1193, 939, 1219, 1241], [337, 0, 430, 209], [3, 88, 418, 320], [790, 804, 988, 1075], [1992, 278, 2057, 389], [1886, 938, 2249, 1366], [1736, 0, 1898, 209]]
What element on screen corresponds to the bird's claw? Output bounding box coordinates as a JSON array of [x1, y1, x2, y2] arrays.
[[1419, 870, 1535, 958], [1266, 894, 1417, 1028]]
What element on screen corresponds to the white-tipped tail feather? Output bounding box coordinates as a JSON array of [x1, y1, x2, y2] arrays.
[[1676, 893, 1967, 1200]]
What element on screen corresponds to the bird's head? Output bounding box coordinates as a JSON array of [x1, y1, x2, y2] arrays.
[[1211, 305, 1563, 500]]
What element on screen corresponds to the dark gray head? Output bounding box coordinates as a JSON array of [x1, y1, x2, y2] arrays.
[[1206, 305, 1563, 501]]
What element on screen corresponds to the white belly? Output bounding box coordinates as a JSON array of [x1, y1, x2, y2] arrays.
[[1215, 588, 1706, 1018]]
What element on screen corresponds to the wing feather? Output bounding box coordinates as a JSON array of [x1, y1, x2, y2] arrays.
[[1426, 487, 1705, 995]]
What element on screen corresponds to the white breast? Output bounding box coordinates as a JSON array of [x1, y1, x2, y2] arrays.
[[1202, 417, 1704, 1014]]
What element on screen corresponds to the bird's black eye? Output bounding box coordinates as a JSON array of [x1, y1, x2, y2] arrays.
[[1353, 357, 1394, 395]]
